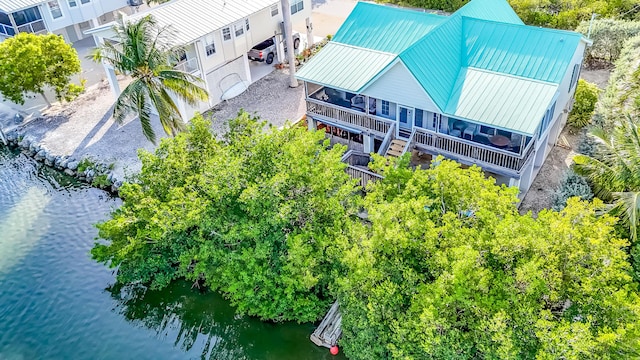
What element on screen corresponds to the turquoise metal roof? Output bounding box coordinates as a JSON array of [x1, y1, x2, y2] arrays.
[[463, 17, 582, 83], [332, 2, 446, 54], [454, 0, 523, 25], [445, 68, 558, 135], [296, 42, 396, 92], [297, 0, 587, 134], [400, 15, 464, 110]]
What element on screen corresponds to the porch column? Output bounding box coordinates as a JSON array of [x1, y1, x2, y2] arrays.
[[103, 64, 121, 96], [275, 33, 286, 63], [508, 177, 520, 188], [307, 116, 317, 131], [363, 134, 375, 154], [305, 17, 314, 48], [243, 53, 252, 84], [365, 95, 369, 114]]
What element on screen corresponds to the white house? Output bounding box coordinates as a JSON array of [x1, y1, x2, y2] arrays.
[[296, 0, 591, 196], [0, 0, 144, 43], [88, 0, 313, 116]]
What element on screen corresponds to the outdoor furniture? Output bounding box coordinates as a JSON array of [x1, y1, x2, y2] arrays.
[[450, 129, 462, 137], [453, 120, 466, 131], [463, 124, 477, 140], [489, 135, 510, 148]]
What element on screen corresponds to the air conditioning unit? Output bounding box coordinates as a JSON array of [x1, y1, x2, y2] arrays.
[[128, 0, 144, 6]]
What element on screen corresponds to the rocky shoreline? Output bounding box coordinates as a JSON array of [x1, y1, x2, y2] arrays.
[[2, 128, 123, 194]]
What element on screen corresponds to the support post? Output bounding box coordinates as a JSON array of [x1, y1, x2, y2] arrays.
[[363, 134, 374, 154], [305, 17, 314, 48], [307, 116, 317, 131], [280, 0, 298, 88]]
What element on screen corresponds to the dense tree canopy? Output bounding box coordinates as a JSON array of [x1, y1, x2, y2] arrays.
[[376, 0, 639, 29], [338, 155, 640, 359], [92, 112, 359, 322], [576, 19, 640, 66], [0, 33, 83, 106]]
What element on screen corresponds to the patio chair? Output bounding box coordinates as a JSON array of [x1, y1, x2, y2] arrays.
[[350, 95, 366, 112], [463, 124, 477, 140]]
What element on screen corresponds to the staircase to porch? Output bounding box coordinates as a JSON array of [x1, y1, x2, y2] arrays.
[[385, 139, 407, 158]]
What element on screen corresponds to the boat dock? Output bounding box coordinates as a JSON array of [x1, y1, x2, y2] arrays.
[[310, 301, 342, 348]]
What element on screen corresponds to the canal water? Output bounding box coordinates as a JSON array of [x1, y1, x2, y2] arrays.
[[0, 147, 341, 360]]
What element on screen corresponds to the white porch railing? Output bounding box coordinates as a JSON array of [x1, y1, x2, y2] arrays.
[[341, 150, 383, 189], [174, 57, 199, 73], [306, 98, 393, 137], [412, 128, 535, 173]]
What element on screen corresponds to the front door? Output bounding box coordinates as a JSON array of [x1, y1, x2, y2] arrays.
[[398, 106, 414, 138]]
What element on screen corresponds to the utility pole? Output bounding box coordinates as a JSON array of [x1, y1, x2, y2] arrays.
[[281, 0, 298, 88], [587, 13, 597, 39]]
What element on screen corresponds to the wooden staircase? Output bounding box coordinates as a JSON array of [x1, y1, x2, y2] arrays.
[[385, 139, 407, 158]]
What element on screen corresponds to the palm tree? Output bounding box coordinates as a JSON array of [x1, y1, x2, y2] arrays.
[[574, 114, 640, 241], [92, 15, 208, 143]]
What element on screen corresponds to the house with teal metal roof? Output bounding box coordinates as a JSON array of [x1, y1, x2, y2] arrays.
[[297, 0, 590, 195]]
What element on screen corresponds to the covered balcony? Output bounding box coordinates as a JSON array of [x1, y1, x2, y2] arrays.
[[0, 7, 47, 38], [305, 83, 394, 137], [304, 82, 536, 174]]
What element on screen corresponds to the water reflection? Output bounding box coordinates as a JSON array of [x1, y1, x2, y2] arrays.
[[108, 281, 339, 360]]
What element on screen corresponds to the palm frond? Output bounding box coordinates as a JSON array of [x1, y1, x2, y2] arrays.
[[611, 191, 640, 242], [158, 70, 209, 105], [113, 79, 146, 124]]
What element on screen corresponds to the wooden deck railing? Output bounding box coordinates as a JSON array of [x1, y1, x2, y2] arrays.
[[306, 99, 393, 137], [341, 150, 383, 189], [412, 128, 534, 172]]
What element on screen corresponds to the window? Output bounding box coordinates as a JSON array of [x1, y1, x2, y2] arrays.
[[234, 22, 244, 37], [271, 4, 279, 16], [432, 112, 439, 129], [291, 0, 304, 14], [13, 7, 42, 26], [569, 64, 580, 92], [381, 100, 390, 116], [222, 27, 231, 41], [80, 0, 90, 4], [245, 19, 250, 31], [68, 0, 77, 6], [204, 35, 215, 56], [48, 1, 62, 19], [414, 109, 423, 128], [538, 100, 557, 138]]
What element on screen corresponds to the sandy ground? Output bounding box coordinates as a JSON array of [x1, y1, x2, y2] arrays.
[[518, 68, 612, 214], [518, 127, 581, 215], [206, 68, 306, 133]]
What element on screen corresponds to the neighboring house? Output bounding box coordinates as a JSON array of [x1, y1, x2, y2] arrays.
[[88, 0, 312, 115], [0, 0, 143, 43], [296, 0, 590, 196]]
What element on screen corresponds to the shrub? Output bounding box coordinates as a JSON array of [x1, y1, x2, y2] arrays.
[[576, 19, 640, 66], [551, 169, 593, 211], [569, 79, 600, 128]]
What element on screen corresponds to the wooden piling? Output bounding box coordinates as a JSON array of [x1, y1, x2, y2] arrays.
[[310, 301, 342, 348]]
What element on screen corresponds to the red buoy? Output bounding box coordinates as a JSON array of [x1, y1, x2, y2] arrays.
[[330, 345, 339, 356]]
